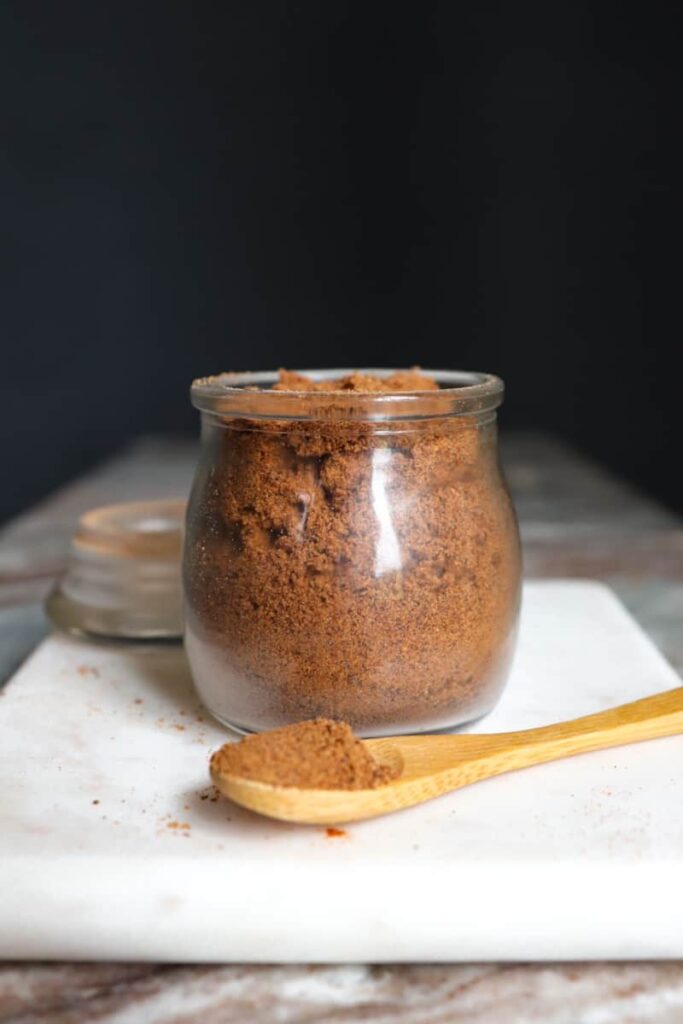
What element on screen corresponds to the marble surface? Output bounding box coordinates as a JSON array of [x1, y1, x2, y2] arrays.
[[0, 432, 682, 1021], [4, 583, 681, 963], [2, 963, 683, 1023]]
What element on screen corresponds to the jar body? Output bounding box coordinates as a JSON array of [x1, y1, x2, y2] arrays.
[[184, 395, 521, 736]]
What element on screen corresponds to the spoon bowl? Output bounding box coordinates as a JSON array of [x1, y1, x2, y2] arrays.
[[210, 687, 683, 825]]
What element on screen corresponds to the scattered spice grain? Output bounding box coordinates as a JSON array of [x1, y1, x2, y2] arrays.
[[77, 665, 100, 678], [210, 718, 399, 790]]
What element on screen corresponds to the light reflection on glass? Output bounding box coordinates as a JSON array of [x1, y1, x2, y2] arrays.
[[371, 448, 402, 575]]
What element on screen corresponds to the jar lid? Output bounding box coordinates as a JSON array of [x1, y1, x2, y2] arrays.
[[46, 499, 185, 641]]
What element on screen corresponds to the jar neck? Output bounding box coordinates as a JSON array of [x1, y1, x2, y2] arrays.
[[201, 410, 498, 437], [191, 369, 504, 424]]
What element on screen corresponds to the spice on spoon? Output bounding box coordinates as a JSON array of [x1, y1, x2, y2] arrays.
[[210, 718, 399, 790]]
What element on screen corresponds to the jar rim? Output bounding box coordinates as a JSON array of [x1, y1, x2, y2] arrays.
[[191, 368, 504, 421]]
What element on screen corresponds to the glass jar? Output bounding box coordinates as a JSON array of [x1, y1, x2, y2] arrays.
[[183, 370, 521, 736], [47, 499, 185, 641]]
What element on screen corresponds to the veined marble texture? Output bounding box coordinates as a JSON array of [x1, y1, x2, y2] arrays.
[[2, 963, 683, 1023]]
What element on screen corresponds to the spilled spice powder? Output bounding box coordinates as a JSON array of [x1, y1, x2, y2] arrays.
[[77, 665, 100, 678], [210, 719, 399, 790], [199, 786, 221, 803]]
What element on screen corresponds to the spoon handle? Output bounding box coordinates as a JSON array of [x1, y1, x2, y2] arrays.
[[473, 686, 683, 778]]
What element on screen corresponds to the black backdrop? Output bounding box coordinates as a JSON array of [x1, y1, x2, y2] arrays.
[[1, 0, 681, 522]]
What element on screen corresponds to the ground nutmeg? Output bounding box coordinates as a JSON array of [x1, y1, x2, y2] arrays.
[[210, 718, 398, 790], [185, 368, 521, 734]]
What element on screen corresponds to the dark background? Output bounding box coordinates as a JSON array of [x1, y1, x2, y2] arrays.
[[1, 0, 681, 523]]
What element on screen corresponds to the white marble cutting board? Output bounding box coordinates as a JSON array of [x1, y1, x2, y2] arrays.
[[1, 580, 682, 962]]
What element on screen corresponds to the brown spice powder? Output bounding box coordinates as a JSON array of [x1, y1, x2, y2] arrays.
[[272, 368, 441, 393], [185, 368, 520, 733], [211, 719, 398, 789]]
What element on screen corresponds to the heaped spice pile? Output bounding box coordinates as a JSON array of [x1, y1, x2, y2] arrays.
[[185, 369, 520, 732], [211, 718, 398, 790], [272, 368, 441, 393]]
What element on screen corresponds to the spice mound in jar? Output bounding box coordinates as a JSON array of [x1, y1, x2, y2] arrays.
[[272, 368, 441, 393], [211, 718, 398, 790], [184, 368, 521, 734]]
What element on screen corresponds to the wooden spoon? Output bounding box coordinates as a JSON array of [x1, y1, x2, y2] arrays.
[[210, 687, 683, 824]]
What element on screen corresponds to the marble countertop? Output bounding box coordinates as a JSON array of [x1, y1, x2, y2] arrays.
[[2, 962, 683, 1023], [0, 432, 681, 1022]]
